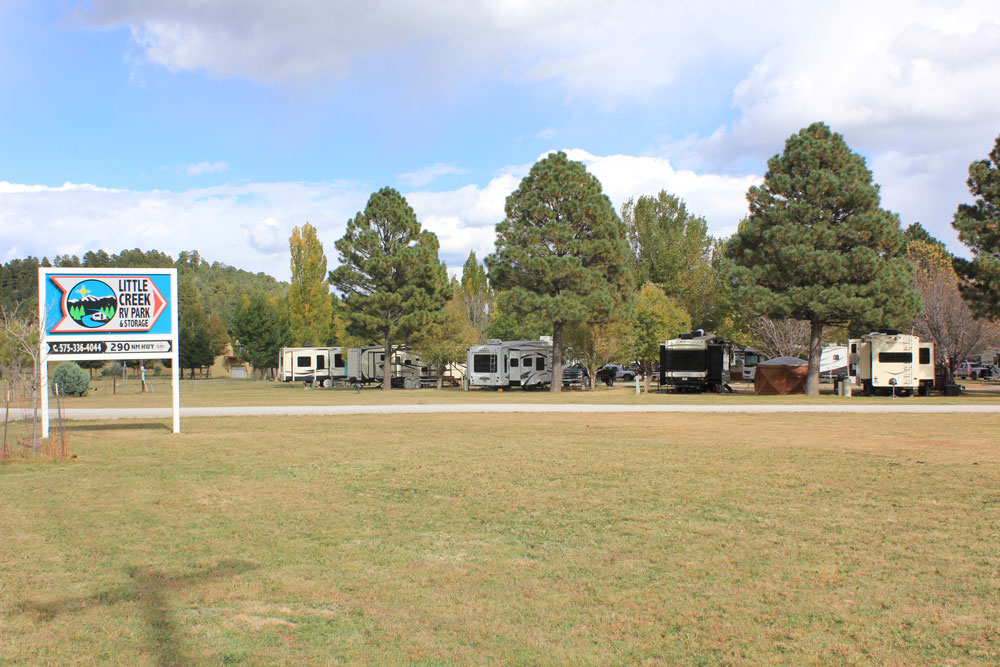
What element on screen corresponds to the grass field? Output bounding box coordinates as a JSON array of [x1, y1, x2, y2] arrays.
[[45, 375, 1000, 409], [2, 412, 998, 664]]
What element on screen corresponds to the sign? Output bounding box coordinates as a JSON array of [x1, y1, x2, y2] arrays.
[[38, 268, 180, 435]]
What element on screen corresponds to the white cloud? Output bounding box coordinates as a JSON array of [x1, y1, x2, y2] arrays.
[[186, 161, 228, 176], [2, 151, 762, 281], [396, 163, 468, 188], [535, 127, 558, 140], [0, 179, 367, 281], [560, 149, 759, 238]]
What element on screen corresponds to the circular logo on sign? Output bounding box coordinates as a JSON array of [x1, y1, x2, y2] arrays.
[[67, 280, 117, 328]]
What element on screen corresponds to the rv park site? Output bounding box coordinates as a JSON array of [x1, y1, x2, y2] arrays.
[[3, 371, 1000, 664]]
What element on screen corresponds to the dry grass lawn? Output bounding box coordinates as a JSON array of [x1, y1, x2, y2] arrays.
[[55, 375, 1000, 409], [2, 412, 998, 664]]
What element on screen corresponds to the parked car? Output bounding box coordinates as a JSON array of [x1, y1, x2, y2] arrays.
[[974, 364, 1000, 380], [955, 361, 974, 379], [562, 365, 591, 389]]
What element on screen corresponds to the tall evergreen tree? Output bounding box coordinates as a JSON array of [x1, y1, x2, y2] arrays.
[[329, 187, 449, 390], [486, 151, 632, 391], [177, 280, 215, 378], [953, 132, 1000, 319], [232, 293, 287, 378], [724, 122, 920, 395], [288, 222, 332, 346]]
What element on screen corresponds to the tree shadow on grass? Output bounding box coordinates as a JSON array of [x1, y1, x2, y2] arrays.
[[19, 558, 256, 666], [71, 422, 172, 432]]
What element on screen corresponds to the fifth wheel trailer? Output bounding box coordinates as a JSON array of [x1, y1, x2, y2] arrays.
[[659, 332, 733, 393], [278, 346, 346, 385], [466, 338, 552, 389], [849, 330, 935, 396]]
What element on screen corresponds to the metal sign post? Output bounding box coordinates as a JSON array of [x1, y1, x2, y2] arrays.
[[38, 268, 180, 436]]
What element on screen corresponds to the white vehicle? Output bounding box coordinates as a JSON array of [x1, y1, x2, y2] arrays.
[[820, 344, 849, 379], [278, 346, 346, 386], [467, 338, 552, 390], [732, 346, 762, 382], [849, 330, 935, 396], [347, 345, 430, 388]]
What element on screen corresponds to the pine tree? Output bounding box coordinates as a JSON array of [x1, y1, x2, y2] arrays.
[[177, 280, 215, 378], [486, 151, 632, 391], [232, 293, 287, 378], [724, 122, 920, 395], [329, 187, 449, 390], [288, 223, 332, 346], [953, 133, 1000, 319]]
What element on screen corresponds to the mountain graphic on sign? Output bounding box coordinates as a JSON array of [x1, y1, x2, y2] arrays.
[[66, 280, 117, 328]]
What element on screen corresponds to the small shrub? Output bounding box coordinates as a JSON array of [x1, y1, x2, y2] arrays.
[[101, 361, 123, 377], [52, 362, 90, 397]]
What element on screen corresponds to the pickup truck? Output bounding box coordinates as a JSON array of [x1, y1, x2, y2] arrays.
[[562, 365, 591, 389]]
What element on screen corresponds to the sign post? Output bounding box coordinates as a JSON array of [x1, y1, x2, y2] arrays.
[[38, 268, 180, 436]]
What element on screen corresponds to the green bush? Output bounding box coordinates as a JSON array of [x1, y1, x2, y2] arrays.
[[101, 361, 123, 377], [51, 362, 90, 397]]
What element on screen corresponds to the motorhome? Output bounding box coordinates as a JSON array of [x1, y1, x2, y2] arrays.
[[466, 338, 552, 390], [659, 332, 733, 393], [278, 346, 346, 385], [732, 346, 763, 382], [849, 330, 935, 396]]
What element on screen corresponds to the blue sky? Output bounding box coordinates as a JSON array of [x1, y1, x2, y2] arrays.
[[2, 0, 999, 280]]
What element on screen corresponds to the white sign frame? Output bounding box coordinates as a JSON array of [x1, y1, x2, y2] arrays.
[[38, 267, 180, 435]]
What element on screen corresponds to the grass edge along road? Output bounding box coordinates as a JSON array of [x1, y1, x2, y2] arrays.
[[2, 412, 998, 664]]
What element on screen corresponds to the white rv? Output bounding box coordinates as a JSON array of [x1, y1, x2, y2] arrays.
[[347, 345, 431, 388], [820, 344, 849, 379], [466, 338, 553, 390], [849, 331, 935, 396], [278, 346, 346, 386]]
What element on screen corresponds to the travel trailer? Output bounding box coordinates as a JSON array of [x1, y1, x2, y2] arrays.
[[820, 344, 849, 379], [347, 345, 431, 388], [849, 330, 935, 396], [278, 346, 346, 385], [659, 332, 733, 393], [279, 345, 439, 388], [466, 338, 553, 390]]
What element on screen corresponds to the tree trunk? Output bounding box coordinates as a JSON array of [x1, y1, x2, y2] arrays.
[[436, 362, 444, 390], [550, 322, 562, 393], [804, 318, 823, 396], [383, 333, 392, 391]]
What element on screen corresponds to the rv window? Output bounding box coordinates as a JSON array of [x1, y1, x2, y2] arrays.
[[851, 343, 857, 353], [510, 358, 519, 367], [878, 352, 912, 364], [473, 354, 496, 373], [744, 353, 760, 366], [296, 356, 311, 368], [664, 349, 707, 372], [523, 357, 533, 369], [537, 357, 545, 371], [316, 356, 325, 370], [919, 347, 931, 364], [380, 354, 385, 361], [334, 353, 344, 367]]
